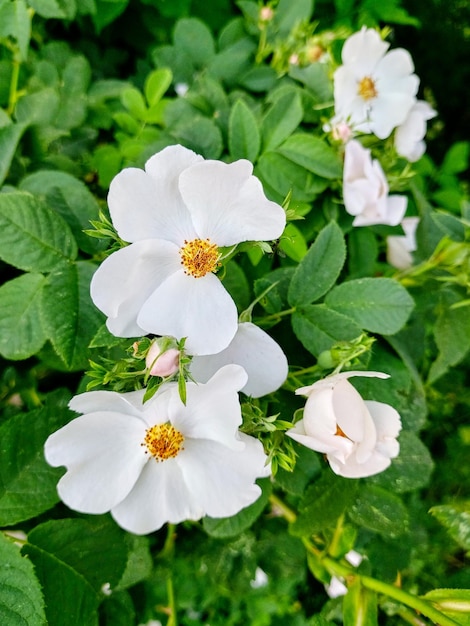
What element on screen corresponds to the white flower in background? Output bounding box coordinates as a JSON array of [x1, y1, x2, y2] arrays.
[[343, 139, 407, 227], [386, 216, 420, 270], [325, 551, 363, 598], [90, 145, 286, 355], [44, 365, 270, 535], [190, 322, 288, 398], [334, 27, 419, 139], [394, 101, 436, 162], [146, 338, 180, 378], [250, 566, 269, 589], [286, 371, 402, 478]]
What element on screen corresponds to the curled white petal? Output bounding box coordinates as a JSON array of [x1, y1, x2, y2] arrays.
[[288, 371, 401, 478]]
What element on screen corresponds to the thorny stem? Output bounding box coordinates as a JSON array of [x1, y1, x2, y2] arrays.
[[270, 494, 459, 626]]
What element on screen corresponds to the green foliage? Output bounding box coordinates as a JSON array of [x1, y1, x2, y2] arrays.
[[0, 0, 468, 624]]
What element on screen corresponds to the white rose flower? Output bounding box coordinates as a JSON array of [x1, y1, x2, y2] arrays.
[[190, 322, 288, 398], [334, 27, 419, 139], [90, 145, 286, 355], [343, 139, 407, 227], [44, 365, 270, 535], [286, 371, 402, 478], [394, 101, 436, 162], [386, 216, 420, 270]]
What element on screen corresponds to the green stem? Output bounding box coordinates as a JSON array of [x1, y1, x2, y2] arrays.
[[273, 495, 459, 626], [7, 55, 21, 116], [255, 307, 296, 325], [166, 576, 178, 626]]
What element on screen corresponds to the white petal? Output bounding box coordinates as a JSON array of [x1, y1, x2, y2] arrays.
[[327, 449, 392, 478], [296, 371, 389, 397], [169, 365, 247, 450], [108, 146, 200, 245], [332, 379, 376, 450], [137, 270, 238, 355], [90, 239, 182, 337], [178, 434, 268, 518], [366, 400, 402, 441], [190, 322, 288, 397], [45, 412, 147, 513], [69, 389, 146, 418], [111, 457, 203, 534], [341, 28, 389, 73], [369, 93, 417, 139], [179, 159, 286, 245], [287, 420, 352, 457], [387, 236, 414, 270], [385, 195, 408, 226]]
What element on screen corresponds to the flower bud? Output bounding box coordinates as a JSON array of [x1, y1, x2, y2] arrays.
[[146, 340, 180, 378]]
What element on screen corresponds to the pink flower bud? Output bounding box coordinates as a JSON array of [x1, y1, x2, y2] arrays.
[[259, 6, 274, 22], [146, 342, 180, 377]]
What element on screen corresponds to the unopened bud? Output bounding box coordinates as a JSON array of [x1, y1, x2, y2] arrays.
[[259, 6, 274, 22], [146, 341, 180, 377]]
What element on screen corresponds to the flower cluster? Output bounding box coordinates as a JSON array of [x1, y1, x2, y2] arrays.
[[46, 145, 290, 532], [44, 26, 420, 535], [327, 27, 436, 228]]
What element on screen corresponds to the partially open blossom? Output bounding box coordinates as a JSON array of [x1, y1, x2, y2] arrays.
[[334, 27, 419, 139], [45, 365, 270, 535], [323, 116, 354, 143], [90, 145, 285, 355], [343, 139, 407, 227], [146, 339, 180, 378], [286, 371, 402, 478], [386, 216, 419, 270], [394, 100, 436, 162], [190, 322, 288, 398]]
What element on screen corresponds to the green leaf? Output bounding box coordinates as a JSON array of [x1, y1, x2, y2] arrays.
[[144, 67, 173, 107], [91, 0, 130, 32], [0, 0, 30, 60], [441, 141, 469, 175], [325, 277, 414, 335], [115, 535, 152, 590], [348, 485, 409, 539], [428, 289, 470, 384], [288, 221, 346, 306], [261, 90, 303, 151], [421, 589, 470, 625], [41, 261, 105, 371], [256, 151, 328, 203], [292, 304, 361, 356], [0, 122, 27, 186], [343, 578, 378, 626], [27, 518, 129, 592], [430, 504, 470, 552], [121, 87, 147, 121], [254, 267, 295, 314], [274, 0, 314, 35], [172, 117, 223, 159], [19, 171, 103, 254], [370, 431, 434, 493], [0, 273, 47, 360], [277, 134, 342, 179], [203, 478, 272, 538], [348, 228, 378, 278], [21, 544, 99, 626], [0, 192, 77, 272], [173, 17, 215, 66], [0, 391, 72, 526], [228, 99, 260, 162], [99, 591, 136, 626], [0, 533, 46, 626], [27, 0, 77, 20], [291, 472, 359, 537], [278, 222, 308, 262]]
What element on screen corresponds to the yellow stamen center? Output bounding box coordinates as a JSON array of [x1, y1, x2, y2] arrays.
[[142, 423, 184, 462], [179, 238, 220, 278], [358, 76, 378, 101]]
